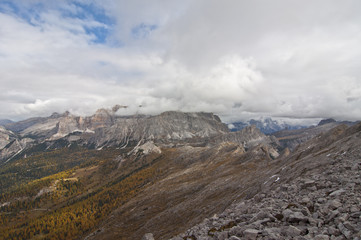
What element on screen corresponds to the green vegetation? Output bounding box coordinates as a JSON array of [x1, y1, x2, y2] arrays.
[[0, 146, 165, 239]]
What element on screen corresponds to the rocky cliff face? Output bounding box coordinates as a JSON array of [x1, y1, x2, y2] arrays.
[[2, 106, 351, 165], [88, 111, 229, 148], [0, 108, 230, 163], [0, 126, 16, 150]]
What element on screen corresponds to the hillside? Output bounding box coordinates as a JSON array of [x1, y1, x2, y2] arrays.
[[0, 109, 359, 240], [172, 122, 361, 240]]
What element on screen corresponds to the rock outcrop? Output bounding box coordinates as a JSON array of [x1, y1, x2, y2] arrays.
[[0, 126, 15, 150]]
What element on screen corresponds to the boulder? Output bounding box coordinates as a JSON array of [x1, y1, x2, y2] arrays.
[[243, 229, 259, 240]]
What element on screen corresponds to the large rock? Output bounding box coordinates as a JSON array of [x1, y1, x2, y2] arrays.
[[243, 229, 259, 240], [314, 234, 330, 240], [142, 233, 154, 240]]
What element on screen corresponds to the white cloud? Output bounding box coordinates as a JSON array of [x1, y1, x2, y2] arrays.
[[0, 0, 361, 123]]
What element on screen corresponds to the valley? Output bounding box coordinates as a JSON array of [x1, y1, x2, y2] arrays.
[[0, 108, 360, 239]]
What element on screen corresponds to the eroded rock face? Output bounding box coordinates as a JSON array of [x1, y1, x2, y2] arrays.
[[0, 126, 13, 150], [130, 141, 162, 155], [2, 108, 279, 164], [0, 138, 34, 163], [172, 123, 361, 240], [0, 109, 231, 162]]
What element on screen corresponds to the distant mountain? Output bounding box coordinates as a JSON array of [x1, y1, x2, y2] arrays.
[[273, 118, 360, 151], [1, 105, 360, 240], [229, 117, 307, 134], [317, 118, 357, 127], [0, 107, 231, 163], [0, 119, 13, 126]]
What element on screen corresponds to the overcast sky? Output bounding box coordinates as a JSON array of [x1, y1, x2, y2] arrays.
[[0, 0, 360, 123]]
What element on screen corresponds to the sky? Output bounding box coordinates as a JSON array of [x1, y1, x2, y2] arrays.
[[0, 0, 361, 124]]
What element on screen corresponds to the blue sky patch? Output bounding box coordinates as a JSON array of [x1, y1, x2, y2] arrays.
[[131, 23, 157, 39], [0, 1, 43, 26], [0, 1, 114, 45]]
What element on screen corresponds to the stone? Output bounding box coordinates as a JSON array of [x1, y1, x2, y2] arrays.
[[252, 218, 272, 227], [300, 206, 311, 216], [142, 233, 155, 240], [288, 211, 309, 223], [337, 223, 352, 239], [229, 236, 241, 240], [301, 197, 311, 205], [215, 231, 228, 240], [308, 227, 319, 235], [350, 205, 359, 213], [330, 236, 347, 240], [329, 189, 346, 197], [343, 221, 356, 232], [325, 210, 339, 224], [328, 200, 342, 210], [350, 211, 361, 219], [294, 237, 308, 240], [282, 225, 302, 237], [243, 229, 259, 240], [327, 226, 340, 236], [302, 179, 316, 188], [170, 237, 183, 240], [228, 226, 243, 237], [337, 213, 349, 222], [314, 234, 330, 240], [318, 198, 327, 204], [250, 211, 269, 222], [264, 227, 281, 238], [282, 209, 293, 221]]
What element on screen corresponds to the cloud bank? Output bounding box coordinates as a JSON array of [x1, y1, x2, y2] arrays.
[[0, 0, 361, 123]]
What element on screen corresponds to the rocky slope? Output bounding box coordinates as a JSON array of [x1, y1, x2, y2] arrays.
[[84, 127, 281, 240], [272, 122, 340, 151], [1, 107, 360, 240], [0, 111, 282, 240], [273, 119, 359, 151], [171, 123, 361, 240]]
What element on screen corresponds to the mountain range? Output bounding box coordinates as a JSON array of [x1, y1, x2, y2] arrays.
[[228, 118, 307, 134], [0, 106, 360, 239], [0, 119, 13, 126]]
